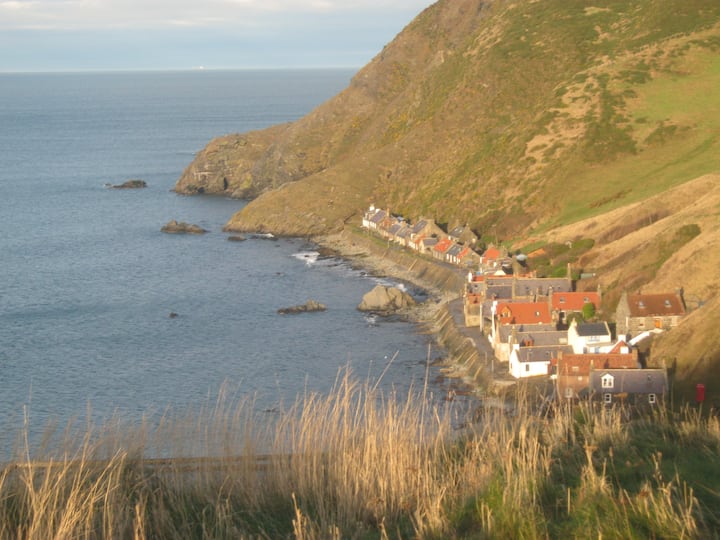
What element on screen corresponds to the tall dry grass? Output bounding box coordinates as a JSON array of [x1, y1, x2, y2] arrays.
[[0, 371, 718, 538]]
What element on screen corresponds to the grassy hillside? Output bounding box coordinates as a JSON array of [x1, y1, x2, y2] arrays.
[[176, 0, 720, 239], [175, 0, 720, 389]]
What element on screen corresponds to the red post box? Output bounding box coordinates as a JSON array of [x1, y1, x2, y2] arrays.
[[696, 383, 706, 403]]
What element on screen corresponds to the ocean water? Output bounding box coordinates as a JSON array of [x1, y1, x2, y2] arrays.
[[0, 70, 452, 454]]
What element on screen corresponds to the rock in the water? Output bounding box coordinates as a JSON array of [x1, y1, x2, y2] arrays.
[[357, 285, 415, 314], [161, 220, 208, 234], [227, 235, 247, 242], [278, 299, 327, 315], [109, 179, 147, 189]]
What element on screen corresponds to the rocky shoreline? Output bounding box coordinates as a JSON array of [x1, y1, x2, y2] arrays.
[[315, 229, 497, 395], [315, 231, 455, 321]]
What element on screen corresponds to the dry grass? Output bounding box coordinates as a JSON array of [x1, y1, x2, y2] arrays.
[[1, 374, 718, 538]]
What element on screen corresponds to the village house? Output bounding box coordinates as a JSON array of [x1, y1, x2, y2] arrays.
[[362, 206, 387, 231], [589, 368, 668, 407], [567, 320, 613, 353], [550, 290, 601, 324], [554, 350, 639, 400], [513, 275, 573, 301], [448, 224, 479, 246], [490, 301, 554, 348], [509, 344, 573, 379], [480, 246, 503, 269], [420, 236, 438, 254], [432, 237, 454, 262], [407, 219, 443, 252], [615, 290, 686, 338], [494, 326, 566, 362]]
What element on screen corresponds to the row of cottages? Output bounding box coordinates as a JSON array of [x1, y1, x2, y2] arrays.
[[464, 271, 579, 332], [361, 205, 482, 268]]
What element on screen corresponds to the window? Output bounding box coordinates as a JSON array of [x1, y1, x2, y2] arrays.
[[525, 364, 530, 372], [564, 387, 574, 399], [649, 393, 656, 404], [604, 393, 612, 404], [601, 374, 614, 389]]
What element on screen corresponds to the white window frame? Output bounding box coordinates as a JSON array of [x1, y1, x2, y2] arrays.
[[601, 374, 614, 389], [648, 393, 656, 404], [603, 393, 612, 404]]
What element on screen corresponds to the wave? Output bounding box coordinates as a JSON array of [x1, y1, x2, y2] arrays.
[[292, 250, 320, 265]]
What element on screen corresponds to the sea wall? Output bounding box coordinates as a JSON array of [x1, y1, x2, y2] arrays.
[[325, 228, 467, 295], [321, 227, 499, 393], [430, 303, 492, 391]]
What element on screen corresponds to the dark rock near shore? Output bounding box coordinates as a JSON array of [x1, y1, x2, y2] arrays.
[[358, 285, 416, 315], [108, 179, 147, 189], [227, 235, 247, 242], [278, 299, 327, 315], [161, 220, 208, 234]]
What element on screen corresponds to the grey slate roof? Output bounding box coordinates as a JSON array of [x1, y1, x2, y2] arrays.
[[514, 277, 572, 297], [498, 325, 559, 343], [576, 322, 611, 337], [515, 345, 574, 364], [589, 369, 668, 395], [410, 220, 428, 234], [370, 210, 387, 224]]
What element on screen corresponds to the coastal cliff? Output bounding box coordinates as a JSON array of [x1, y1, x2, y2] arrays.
[[177, 0, 720, 385]]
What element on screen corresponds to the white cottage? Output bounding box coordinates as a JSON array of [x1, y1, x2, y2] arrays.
[[568, 320, 612, 354]]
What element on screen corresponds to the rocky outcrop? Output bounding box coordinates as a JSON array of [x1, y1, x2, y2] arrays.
[[161, 220, 208, 234], [358, 285, 416, 314], [278, 299, 327, 315], [108, 179, 147, 189]]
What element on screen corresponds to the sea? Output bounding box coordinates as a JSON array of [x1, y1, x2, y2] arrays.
[[0, 70, 458, 455]]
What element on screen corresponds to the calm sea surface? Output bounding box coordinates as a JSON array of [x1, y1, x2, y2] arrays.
[[0, 70, 453, 454]]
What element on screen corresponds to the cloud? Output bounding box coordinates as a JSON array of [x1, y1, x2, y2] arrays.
[[0, 0, 433, 71], [0, 0, 432, 30]]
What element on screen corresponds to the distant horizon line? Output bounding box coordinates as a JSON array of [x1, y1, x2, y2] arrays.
[[0, 66, 362, 75]]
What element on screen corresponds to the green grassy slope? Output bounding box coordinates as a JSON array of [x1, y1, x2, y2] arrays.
[[176, 0, 720, 382], [189, 0, 720, 239]]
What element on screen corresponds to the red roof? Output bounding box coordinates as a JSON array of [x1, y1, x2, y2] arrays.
[[482, 247, 501, 261], [556, 353, 638, 376], [433, 238, 454, 254], [496, 302, 552, 325], [552, 291, 600, 311], [627, 293, 685, 317], [608, 340, 631, 354]]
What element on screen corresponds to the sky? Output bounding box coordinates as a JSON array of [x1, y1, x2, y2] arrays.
[[0, 0, 434, 72]]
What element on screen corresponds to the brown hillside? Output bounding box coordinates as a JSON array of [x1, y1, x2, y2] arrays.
[[175, 0, 720, 391], [523, 174, 720, 393], [533, 174, 720, 308]]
